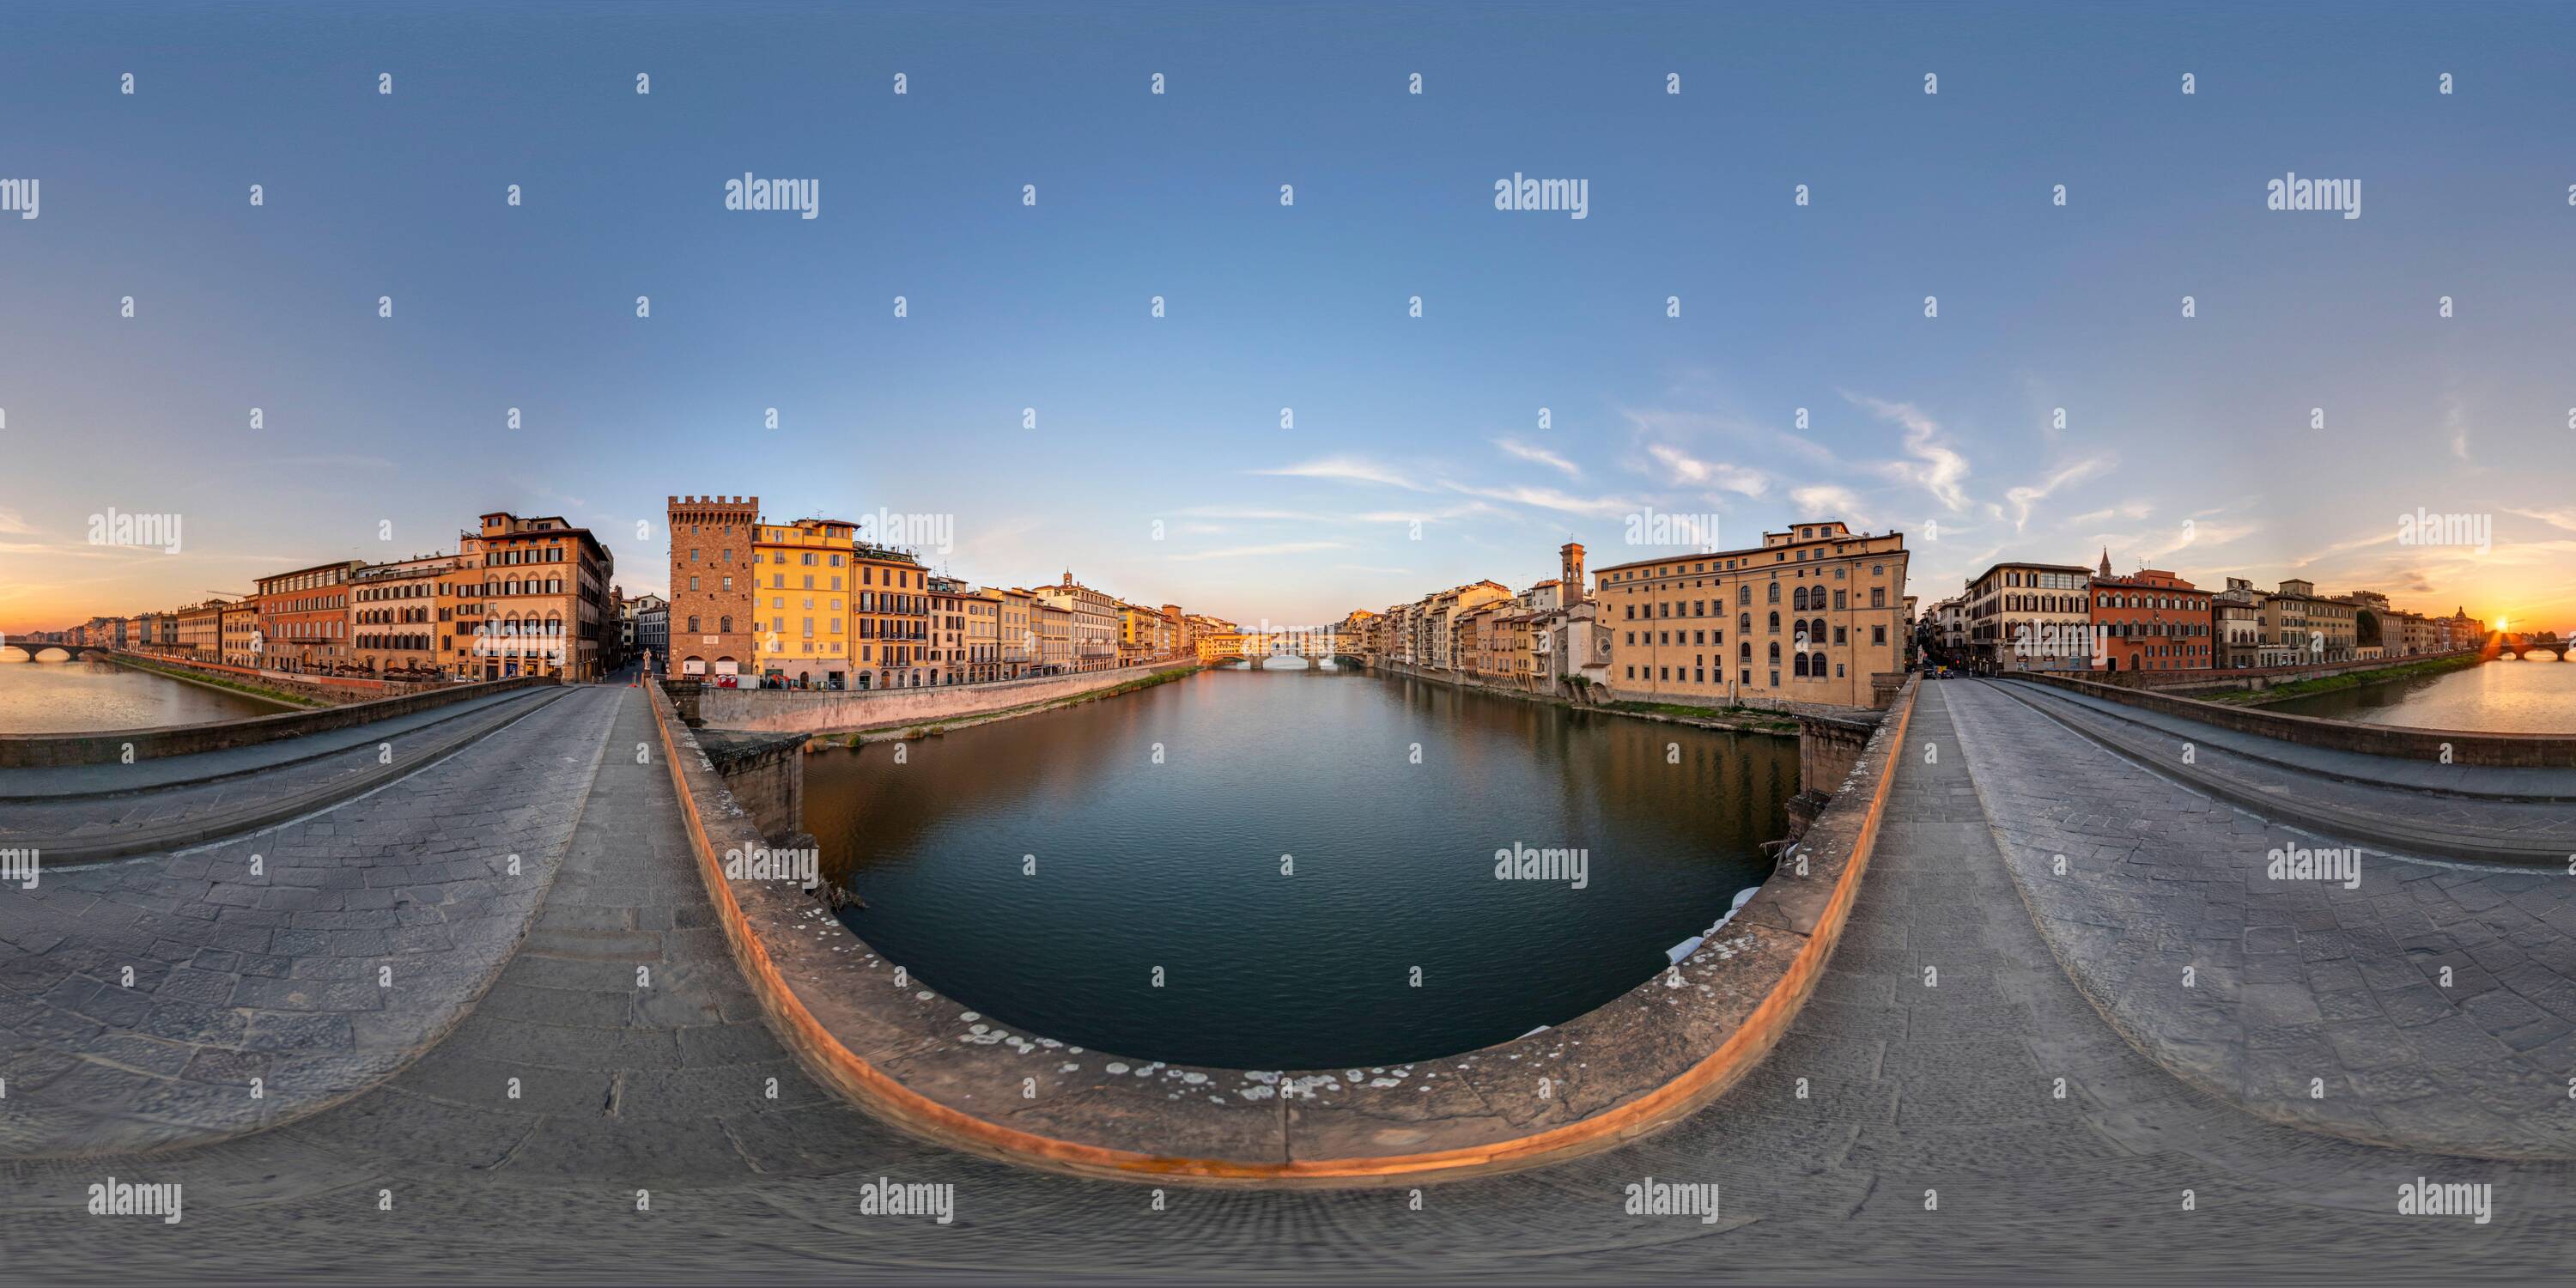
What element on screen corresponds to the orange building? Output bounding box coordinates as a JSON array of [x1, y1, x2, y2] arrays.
[[256, 560, 364, 674], [2088, 553, 2215, 673]]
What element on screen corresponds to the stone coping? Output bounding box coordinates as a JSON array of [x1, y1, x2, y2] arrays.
[[0, 674, 556, 768], [647, 674, 1917, 1186], [2018, 670, 2574, 769]]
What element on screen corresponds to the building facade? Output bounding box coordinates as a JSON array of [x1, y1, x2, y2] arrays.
[[1035, 574, 1121, 671], [668, 495, 759, 680], [351, 554, 459, 677], [752, 517, 859, 686], [2263, 579, 2358, 665], [1965, 560, 2092, 672], [2089, 557, 2215, 673], [1599, 521, 1910, 711], [461, 512, 614, 680], [257, 560, 363, 674]]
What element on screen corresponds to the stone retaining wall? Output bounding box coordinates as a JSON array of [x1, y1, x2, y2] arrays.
[[2106, 650, 2482, 695], [695, 662, 1197, 733], [0, 673, 556, 767], [648, 673, 1918, 1186], [106, 649, 452, 704], [2017, 670, 2574, 769]]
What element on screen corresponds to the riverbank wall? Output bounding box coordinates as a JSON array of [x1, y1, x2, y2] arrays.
[[0, 673, 556, 768], [2015, 670, 2576, 769], [647, 672, 1920, 1187], [689, 661, 1200, 735]]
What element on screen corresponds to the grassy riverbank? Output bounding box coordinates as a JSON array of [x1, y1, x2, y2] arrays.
[[1599, 700, 1801, 734], [109, 656, 325, 710], [2200, 653, 2482, 707]]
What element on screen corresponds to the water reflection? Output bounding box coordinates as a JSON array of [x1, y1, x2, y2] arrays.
[[805, 667, 1795, 1069]]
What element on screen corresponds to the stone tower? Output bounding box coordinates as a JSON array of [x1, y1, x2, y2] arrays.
[[665, 495, 758, 681], [1560, 542, 1588, 601]]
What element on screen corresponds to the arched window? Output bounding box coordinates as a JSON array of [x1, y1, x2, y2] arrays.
[[1738, 586, 1751, 605], [1768, 611, 1780, 633], [1739, 612, 1751, 632], [1794, 653, 1810, 677], [1767, 641, 1781, 662], [720, 616, 732, 634], [1810, 618, 1827, 646], [1739, 641, 1752, 661], [688, 616, 700, 633], [1792, 586, 1809, 611], [1766, 582, 1781, 604]]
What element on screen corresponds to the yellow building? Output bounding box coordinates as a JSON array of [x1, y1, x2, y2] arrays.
[[1033, 598, 1073, 674], [752, 518, 859, 686], [854, 542, 932, 688], [965, 586, 1003, 682], [1598, 520, 1909, 712], [997, 587, 1040, 677]]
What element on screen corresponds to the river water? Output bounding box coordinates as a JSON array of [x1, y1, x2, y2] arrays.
[[0, 659, 286, 734], [805, 665, 1796, 1070], [2263, 657, 2576, 734]]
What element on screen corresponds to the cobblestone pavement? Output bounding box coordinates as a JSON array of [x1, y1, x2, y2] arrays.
[[1991, 680, 2575, 860], [1, 690, 568, 860], [1950, 677, 2576, 1158], [0, 690, 544, 800], [0, 684, 2563, 1282], [0, 689, 611, 1156]]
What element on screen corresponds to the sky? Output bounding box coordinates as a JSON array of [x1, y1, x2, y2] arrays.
[[3, 0, 2572, 635]]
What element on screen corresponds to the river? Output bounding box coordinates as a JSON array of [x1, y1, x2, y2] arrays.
[[0, 659, 287, 734], [2262, 656, 2576, 734], [804, 665, 1797, 1070]]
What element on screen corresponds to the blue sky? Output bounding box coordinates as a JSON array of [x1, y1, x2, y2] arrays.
[[3, 0, 2572, 633]]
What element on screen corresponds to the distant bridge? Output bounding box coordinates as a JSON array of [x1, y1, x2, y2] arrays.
[[1195, 629, 1343, 670], [0, 643, 101, 663], [2499, 632, 2570, 661]]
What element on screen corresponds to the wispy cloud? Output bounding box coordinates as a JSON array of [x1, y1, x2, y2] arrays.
[[1849, 393, 1973, 513], [1643, 445, 1768, 497], [0, 510, 36, 536], [2002, 456, 2112, 532], [1253, 456, 1427, 491], [1789, 484, 1871, 523], [1168, 540, 1346, 562], [1438, 481, 1642, 519], [1494, 438, 1581, 479]]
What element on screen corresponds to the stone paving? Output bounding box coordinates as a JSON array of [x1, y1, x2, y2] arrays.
[[1, 690, 568, 861], [0, 682, 2564, 1281], [1995, 679, 2576, 860], [0, 689, 543, 799], [1950, 677, 2576, 1158], [0, 688, 611, 1156]]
